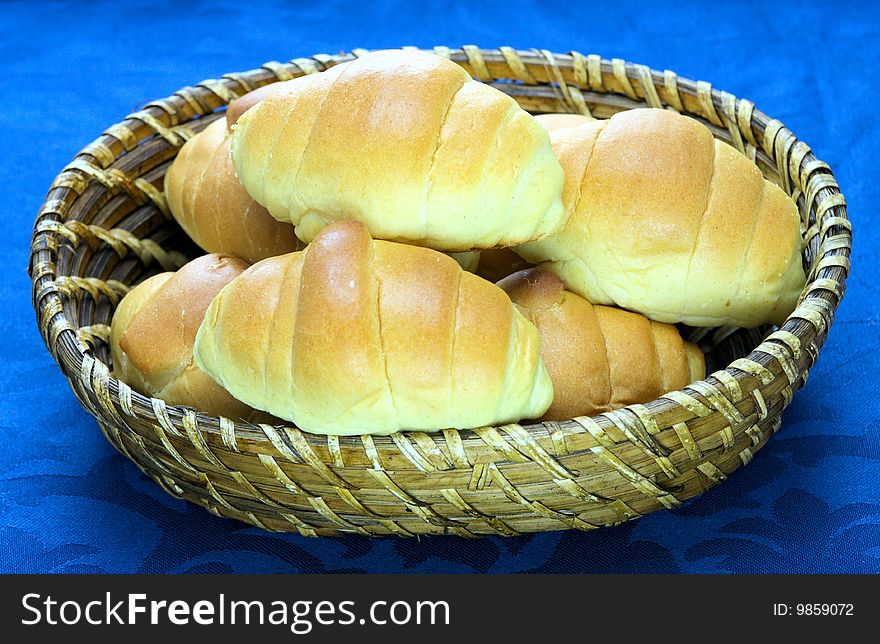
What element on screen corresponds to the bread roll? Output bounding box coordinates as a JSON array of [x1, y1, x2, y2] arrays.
[[475, 247, 534, 283], [111, 254, 255, 419], [194, 221, 553, 435], [165, 118, 303, 264], [499, 268, 705, 420], [517, 108, 806, 328], [230, 49, 565, 252], [535, 113, 595, 132]]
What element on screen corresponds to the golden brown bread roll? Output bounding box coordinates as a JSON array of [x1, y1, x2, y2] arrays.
[[110, 254, 255, 419], [194, 221, 554, 435], [534, 112, 595, 132], [165, 118, 303, 264], [230, 49, 565, 252], [499, 269, 706, 420], [517, 108, 806, 328]]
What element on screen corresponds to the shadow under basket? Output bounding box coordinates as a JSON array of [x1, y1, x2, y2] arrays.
[[29, 47, 851, 537]]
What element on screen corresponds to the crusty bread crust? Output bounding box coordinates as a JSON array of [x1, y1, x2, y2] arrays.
[[230, 50, 565, 252], [518, 108, 805, 328], [165, 118, 302, 264], [111, 254, 255, 419], [195, 221, 554, 435], [499, 268, 706, 420]]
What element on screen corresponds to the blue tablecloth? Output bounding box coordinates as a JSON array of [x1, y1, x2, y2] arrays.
[[2, 0, 877, 574]]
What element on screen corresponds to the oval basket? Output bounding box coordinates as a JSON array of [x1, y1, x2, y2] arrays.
[[29, 47, 851, 537]]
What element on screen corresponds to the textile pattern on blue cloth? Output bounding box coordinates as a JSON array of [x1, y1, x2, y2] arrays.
[[1, 0, 877, 573]]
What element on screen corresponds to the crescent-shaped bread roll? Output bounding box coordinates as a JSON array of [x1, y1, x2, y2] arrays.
[[499, 269, 706, 420], [194, 221, 554, 435], [230, 49, 565, 252], [110, 254, 255, 419], [165, 118, 303, 264], [517, 108, 806, 328]]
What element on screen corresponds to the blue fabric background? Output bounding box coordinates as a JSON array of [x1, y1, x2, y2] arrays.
[[1, 0, 877, 574]]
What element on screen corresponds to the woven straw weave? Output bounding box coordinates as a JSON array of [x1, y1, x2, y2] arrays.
[[29, 47, 851, 537]]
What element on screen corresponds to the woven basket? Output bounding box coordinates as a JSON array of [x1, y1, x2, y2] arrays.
[[29, 47, 851, 537]]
